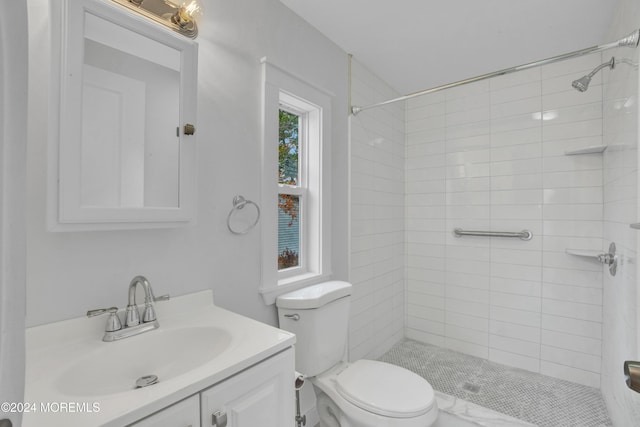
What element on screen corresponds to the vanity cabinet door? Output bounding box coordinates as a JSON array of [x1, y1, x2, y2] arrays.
[[201, 348, 294, 427], [129, 395, 200, 427]]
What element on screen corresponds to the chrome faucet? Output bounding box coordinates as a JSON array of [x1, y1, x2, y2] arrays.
[[87, 275, 170, 342], [126, 275, 170, 326]]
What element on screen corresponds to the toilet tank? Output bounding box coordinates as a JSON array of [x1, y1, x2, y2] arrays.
[[276, 281, 352, 377]]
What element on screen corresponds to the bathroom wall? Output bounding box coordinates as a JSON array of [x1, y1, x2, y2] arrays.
[[601, 0, 640, 423], [25, 0, 349, 326], [349, 58, 405, 360], [405, 54, 607, 387]]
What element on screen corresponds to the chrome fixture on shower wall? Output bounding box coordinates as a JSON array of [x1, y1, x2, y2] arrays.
[[453, 228, 533, 241], [572, 57, 615, 92], [598, 242, 618, 277]]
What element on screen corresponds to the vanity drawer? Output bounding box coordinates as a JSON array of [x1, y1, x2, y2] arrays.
[[129, 395, 200, 427]]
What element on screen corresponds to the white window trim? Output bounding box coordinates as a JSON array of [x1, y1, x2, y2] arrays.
[[260, 58, 332, 305]]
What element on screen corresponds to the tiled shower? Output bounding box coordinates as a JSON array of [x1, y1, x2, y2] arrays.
[[403, 54, 606, 388], [349, 6, 640, 422]]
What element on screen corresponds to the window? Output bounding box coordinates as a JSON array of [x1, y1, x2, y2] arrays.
[[260, 59, 332, 304], [278, 108, 302, 272]]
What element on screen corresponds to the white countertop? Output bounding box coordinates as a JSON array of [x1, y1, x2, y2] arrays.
[[23, 290, 295, 427]]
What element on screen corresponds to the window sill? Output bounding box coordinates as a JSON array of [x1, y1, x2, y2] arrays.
[[260, 271, 332, 305]]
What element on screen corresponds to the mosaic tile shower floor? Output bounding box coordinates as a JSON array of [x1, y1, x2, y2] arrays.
[[379, 339, 612, 427]]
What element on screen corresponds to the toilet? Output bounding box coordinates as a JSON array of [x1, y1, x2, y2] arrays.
[[276, 281, 438, 427]]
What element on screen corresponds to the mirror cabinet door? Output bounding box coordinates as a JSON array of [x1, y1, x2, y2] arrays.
[[51, 0, 197, 230]]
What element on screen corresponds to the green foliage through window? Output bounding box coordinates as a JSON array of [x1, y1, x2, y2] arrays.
[[279, 110, 299, 185]]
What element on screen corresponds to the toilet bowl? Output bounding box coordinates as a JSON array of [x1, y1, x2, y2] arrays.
[[276, 281, 438, 427]]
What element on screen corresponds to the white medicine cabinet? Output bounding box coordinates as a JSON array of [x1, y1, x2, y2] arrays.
[[49, 0, 198, 231]]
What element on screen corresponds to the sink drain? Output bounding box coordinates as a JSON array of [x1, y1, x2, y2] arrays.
[[135, 375, 159, 389]]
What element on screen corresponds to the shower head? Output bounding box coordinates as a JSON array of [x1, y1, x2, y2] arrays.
[[571, 57, 615, 92], [571, 75, 591, 92]]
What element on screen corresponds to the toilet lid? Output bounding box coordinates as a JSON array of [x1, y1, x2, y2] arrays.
[[335, 360, 435, 418]]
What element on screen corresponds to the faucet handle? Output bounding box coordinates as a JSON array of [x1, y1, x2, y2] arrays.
[[142, 302, 158, 323], [87, 306, 118, 317], [87, 307, 122, 332], [142, 294, 168, 323]]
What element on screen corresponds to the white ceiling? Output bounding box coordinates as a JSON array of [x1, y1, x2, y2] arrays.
[[280, 0, 620, 95]]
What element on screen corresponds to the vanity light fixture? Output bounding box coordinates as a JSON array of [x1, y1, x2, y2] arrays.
[[172, 1, 202, 28], [111, 0, 202, 39]]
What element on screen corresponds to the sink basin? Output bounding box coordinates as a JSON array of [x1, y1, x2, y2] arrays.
[[56, 326, 232, 396]]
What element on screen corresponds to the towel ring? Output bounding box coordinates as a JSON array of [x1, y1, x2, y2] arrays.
[[227, 195, 261, 235]]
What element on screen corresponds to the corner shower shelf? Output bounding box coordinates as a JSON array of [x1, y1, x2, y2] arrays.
[[565, 248, 601, 260], [564, 145, 607, 156]]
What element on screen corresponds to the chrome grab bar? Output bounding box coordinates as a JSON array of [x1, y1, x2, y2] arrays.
[[453, 228, 533, 241]]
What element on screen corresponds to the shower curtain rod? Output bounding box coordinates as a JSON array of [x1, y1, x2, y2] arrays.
[[350, 29, 640, 115]]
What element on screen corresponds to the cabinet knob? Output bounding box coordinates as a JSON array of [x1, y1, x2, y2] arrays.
[[184, 123, 196, 135], [212, 410, 227, 427]]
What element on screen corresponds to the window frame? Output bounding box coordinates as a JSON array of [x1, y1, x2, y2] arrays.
[[260, 58, 332, 304]]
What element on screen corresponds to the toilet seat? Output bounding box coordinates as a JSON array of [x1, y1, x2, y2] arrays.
[[334, 360, 435, 418]]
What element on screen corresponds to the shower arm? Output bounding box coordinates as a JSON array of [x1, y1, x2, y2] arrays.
[[587, 57, 615, 78], [351, 29, 640, 115]]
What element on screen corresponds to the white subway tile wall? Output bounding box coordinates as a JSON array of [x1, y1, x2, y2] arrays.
[[600, 0, 640, 423], [349, 59, 405, 360], [405, 52, 607, 388]]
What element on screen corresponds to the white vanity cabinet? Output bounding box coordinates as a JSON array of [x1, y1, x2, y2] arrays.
[[130, 395, 200, 427], [201, 348, 295, 427]]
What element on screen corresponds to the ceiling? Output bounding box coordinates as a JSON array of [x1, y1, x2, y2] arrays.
[[279, 0, 620, 95]]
